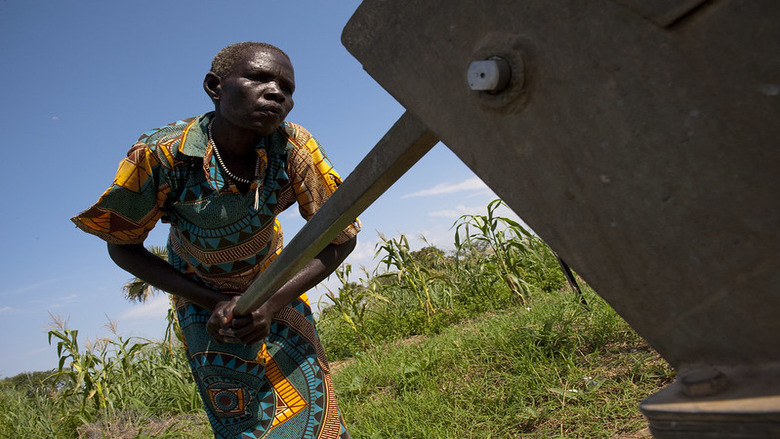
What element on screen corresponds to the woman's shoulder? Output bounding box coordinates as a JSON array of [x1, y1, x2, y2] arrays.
[[277, 120, 313, 150], [132, 116, 201, 169]]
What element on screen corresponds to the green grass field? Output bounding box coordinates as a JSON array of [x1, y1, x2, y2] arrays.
[[0, 294, 671, 438], [0, 200, 673, 438], [331, 291, 671, 438]]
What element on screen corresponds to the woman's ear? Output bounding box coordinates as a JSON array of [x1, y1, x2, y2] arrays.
[[203, 72, 221, 103]]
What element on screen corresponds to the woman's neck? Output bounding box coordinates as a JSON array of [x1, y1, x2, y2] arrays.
[[209, 116, 263, 161]]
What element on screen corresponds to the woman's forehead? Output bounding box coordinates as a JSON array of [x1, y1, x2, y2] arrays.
[[240, 48, 293, 73]]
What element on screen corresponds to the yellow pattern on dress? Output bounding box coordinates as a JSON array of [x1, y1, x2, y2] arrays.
[[262, 351, 307, 429]]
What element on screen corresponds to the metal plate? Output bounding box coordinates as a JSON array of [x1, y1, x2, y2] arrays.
[[343, 0, 780, 368]]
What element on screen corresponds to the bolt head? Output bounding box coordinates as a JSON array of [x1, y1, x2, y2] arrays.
[[468, 57, 512, 92]]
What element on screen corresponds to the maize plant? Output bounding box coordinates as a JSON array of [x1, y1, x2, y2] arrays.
[[374, 233, 452, 317], [453, 199, 545, 304]]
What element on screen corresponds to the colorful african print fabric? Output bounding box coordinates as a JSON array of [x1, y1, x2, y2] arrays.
[[177, 297, 349, 438], [72, 113, 359, 438]]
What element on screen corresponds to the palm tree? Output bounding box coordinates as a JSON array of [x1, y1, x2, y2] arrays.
[[120, 245, 182, 348], [122, 245, 168, 302]]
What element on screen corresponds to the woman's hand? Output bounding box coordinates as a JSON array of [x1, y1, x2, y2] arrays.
[[206, 295, 276, 345], [205, 238, 357, 345], [206, 295, 240, 343], [226, 304, 276, 345]]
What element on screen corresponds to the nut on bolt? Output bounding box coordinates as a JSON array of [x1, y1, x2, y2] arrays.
[[468, 56, 512, 92], [681, 367, 729, 397]]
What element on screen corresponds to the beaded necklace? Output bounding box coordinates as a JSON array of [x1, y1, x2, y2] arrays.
[[208, 119, 261, 209], [208, 120, 260, 185]]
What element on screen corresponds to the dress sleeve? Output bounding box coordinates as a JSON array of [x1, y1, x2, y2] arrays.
[[71, 140, 171, 245], [285, 124, 361, 245]]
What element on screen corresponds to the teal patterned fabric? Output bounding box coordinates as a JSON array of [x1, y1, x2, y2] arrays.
[[177, 297, 349, 439], [73, 113, 359, 438]]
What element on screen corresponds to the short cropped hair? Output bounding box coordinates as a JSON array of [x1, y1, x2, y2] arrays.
[[210, 42, 290, 78]]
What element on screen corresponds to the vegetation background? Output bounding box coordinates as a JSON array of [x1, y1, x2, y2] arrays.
[[0, 200, 673, 438]]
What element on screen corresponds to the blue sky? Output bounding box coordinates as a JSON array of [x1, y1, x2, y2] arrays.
[[0, 0, 517, 377]]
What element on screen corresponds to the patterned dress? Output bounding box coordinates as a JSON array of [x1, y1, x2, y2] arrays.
[[72, 112, 359, 438]]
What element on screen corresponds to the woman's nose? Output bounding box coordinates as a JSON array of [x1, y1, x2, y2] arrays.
[[264, 81, 284, 100]]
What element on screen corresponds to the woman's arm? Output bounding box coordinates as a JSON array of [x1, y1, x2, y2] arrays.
[[106, 243, 232, 313], [217, 236, 357, 344]]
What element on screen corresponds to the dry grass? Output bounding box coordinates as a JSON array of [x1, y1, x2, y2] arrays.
[[77, 412, 210, 439], [612, 427, 653, 438]]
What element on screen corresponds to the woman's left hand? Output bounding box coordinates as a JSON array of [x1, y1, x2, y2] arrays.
[[219, 303, 277, 345]]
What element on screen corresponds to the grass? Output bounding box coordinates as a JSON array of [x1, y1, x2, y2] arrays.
[[331, 290, 672, 438], [77, 412, 211, 439], [0, 289, 670, 438], [0, 200, 674, 438]]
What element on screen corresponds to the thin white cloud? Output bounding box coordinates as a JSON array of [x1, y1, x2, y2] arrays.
[[0, 306, 12, 314], [345, 238, 376, 263], [2, 278, 63, 297], [428, 203, 495, 219], [428, 202, 532, 234], [428, 196, 522, 218], [117, 294, 170, 322], [48, 294, 80, 310], [402, 177, 488, 199]]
